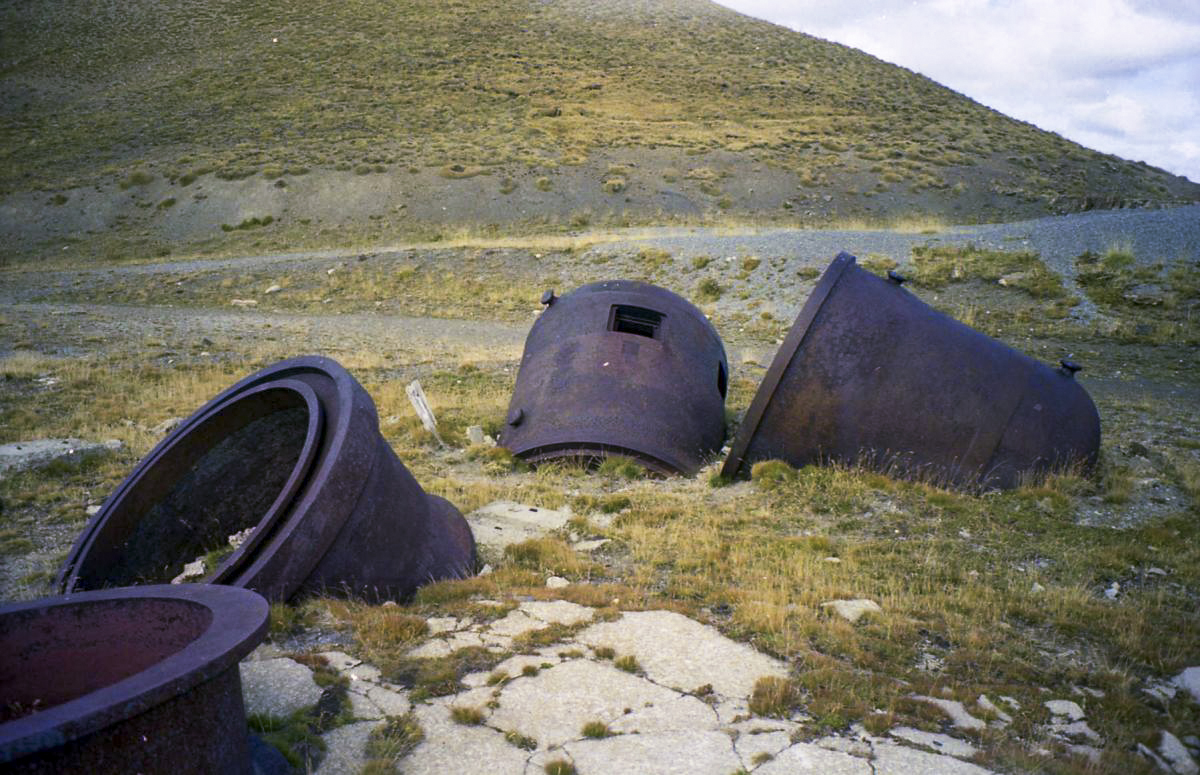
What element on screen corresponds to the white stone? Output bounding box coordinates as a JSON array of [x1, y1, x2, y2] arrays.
[[520, 600, 594, 626], [546, 576, 570, 589], [0, 438, 123, 477], [151, 417, 183, 435], [573, 539, 610, 552], [265, 284, 283, 294], [230, 298, 258, 307], [1045, 699, 1085, 721], [426, 616, 459, 635], [465, 500, 573, 551], [170, 558, 206, 584], [1173, 667, 1200, 703], [1105, 582, 1121, 600], [755, 742, 872, 774], [1160, 731, 1199, 775], [407, 630, 486, 659], [487, 659, 714, 749], [1065, 744, 1102, 764], [86, 504, 102, 516], [239, 658, 323, 718], [1053, 720, 1102, 743], [574, 610, 787, 698], [976, 694, 1012, 724], [487, 609, 551, 639], [564, 730, 740, 775], [314, 720, 381, 774], [405, 702, 530, 775], [907, 696, 986, 731], [820, 599, 882, 623], [871, 739, 995, 774], [889, 727, 978, 759]]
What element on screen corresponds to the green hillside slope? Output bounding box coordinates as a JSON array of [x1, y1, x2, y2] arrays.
[[1, 0, 1196, 257]]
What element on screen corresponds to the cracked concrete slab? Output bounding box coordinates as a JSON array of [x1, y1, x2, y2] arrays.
[[405, 702, 532, 775], [314, 720, 380, 774], [574, 610, 788, 697], [487, 658, 716, 749], [239, 658, 324, 718], [563, 729, 741, 775]]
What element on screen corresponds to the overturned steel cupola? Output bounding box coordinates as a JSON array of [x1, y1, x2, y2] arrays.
[[722, 252, 1100, 489], [500, 280, 728, 476], [58, 356, 476, 601], [0, 584, 268, 774]]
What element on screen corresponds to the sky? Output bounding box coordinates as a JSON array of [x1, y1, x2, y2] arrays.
[[715, 0, 1200, 184]]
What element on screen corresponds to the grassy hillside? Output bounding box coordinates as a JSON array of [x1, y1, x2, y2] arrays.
[[1, 0, 1197, 259]]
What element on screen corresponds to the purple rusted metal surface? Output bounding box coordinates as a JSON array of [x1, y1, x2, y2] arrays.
[[58, 356, 476, 601], [500, 280, 728, 476], [0, 584, 267, 774], [722, 252, 1100, 489]]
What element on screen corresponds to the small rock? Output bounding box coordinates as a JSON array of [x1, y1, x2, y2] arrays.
[[572, 539, 610, 552], [426, 617, 459, 635], [1031, 582, 1046, 594], [1123, 283, 1165, 306], [151, 417, 183, 435], [1045, 699, 1085, 721], [86, 505, 102, 516], [170, 559, 206, 584], [998, 272, 1028, 287], [823, 556, 842, 564], [1105, 582, 1120, 600], [888, 726, 978, 759], [465, 425, 488, 445], [976, 694, 1012, 725], [820, 599, 882, 623], [546, 576, 570, 589], [1148, 567, 1168, 576], [228, 527, 255, 549], [1172, 667, 1200, 703], [1160, 731, 1200, 775], [907, 696, 986, 731], [265, 284, 283, 294], [230, 298, 258, 307]]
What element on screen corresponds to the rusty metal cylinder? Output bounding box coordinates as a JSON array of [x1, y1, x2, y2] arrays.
[[722, 252, 1100, 489], [501, 280, 729, 476], [58, 356, 476, 601], [0, 584, 267, 774]]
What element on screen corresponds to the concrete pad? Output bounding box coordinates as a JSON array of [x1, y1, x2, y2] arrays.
[[754, 742, 872, 774], [314, 720, 381, 774], [564, 730, 740, 775], [734, 729, 795, 762], [871, 740, 994, 774], [0, 438, 122, 477], [488, 659, 712, 749], [240, 658, 323, 718], [466, 500, 573, 551], [406, 702, 531, 775], [574, 610, 787, 698], [889, 727, 979, 759]]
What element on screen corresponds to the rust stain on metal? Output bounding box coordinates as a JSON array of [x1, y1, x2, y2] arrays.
[[722, 252, 1101, 489], [0, 584, 267, 774], [58, 356, 476, 601], [501, 280, 728, 476]]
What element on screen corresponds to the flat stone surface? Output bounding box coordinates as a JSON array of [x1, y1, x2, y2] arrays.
[[976, 694, 1012, 724], [1045, 699, 1086, 720], [734, 729, 795, 762], [487, 658, 714, 748], [563, 730, 740, 775], [466, 500, 573, 551], [889, 727, 978, 759], [519, 599, 594, 626], [407, 629, 486, 658], [314, 720, 381, 774], [464, 654, 560, 687], [426, 616, 459, 634], [405, 702, 531, 775], [488, 609, 551, 639], [317, 650, 361, 672], [755, 742, 872, 774], [240, 658, 323, 718], [1174, 667, 1200, 703], [820, 599, 882, 623], [0, 438, 122, 476], [871, 740, 994, 774], [365, 685, 411, 716], [574, 610, 787, 697], [908, 696, 986, 731]]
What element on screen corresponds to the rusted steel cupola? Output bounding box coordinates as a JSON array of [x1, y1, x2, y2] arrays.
[[58, 356, 476, 601], [721, 252, 1101, 489], [500, 280, 729, 476]]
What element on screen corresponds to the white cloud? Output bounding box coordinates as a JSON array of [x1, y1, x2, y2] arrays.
[[716, 0, 1200, 182]]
